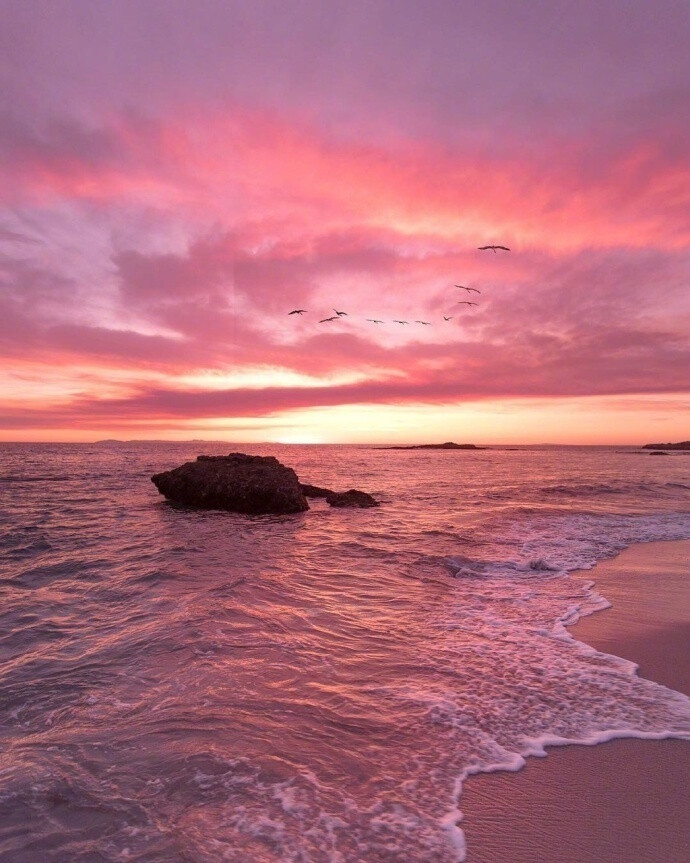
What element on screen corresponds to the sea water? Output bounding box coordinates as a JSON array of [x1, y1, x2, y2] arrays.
[[1, 443, 689, 861]]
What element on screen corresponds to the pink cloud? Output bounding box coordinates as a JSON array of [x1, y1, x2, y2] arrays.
[[1, 2, 688, 439]]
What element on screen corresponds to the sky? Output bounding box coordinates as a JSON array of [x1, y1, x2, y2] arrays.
[[1, 0, 688, 443]]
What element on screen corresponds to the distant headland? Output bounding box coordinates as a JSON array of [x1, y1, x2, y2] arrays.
[[95, 439, 220, 444], [642, 441, 690, 450]]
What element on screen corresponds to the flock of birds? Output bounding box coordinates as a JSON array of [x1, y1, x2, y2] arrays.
[[288, 245, 510, 325]]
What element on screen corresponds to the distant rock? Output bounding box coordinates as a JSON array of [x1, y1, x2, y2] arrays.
[[151, 453, 309, 514], [383, 441, 485, 450], [300, 483, 335, 498], [326, 489, 380, 508], [649, 451, 669, 456], [642, 441, 690, 450]]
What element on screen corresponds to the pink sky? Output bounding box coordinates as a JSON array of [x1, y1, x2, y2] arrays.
[[1, 0, 688, 443]]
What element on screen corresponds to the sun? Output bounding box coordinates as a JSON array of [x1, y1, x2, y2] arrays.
[[272, 433, 325, 444]]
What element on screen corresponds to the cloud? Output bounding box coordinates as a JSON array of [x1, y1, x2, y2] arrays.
[[0, 2, 688, 438]]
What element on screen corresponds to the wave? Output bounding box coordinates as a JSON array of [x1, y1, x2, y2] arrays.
[[0, 474, 74, 483], [1, 442, 690, 862], [538, 481, 662, 497]]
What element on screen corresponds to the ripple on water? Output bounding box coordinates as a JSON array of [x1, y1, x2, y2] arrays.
[[0, 442, 688, 861]]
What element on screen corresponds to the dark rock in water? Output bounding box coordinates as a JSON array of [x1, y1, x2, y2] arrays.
[[642, 441, 690, 450], [150, 454, 380, 514], [383, 441, 485, 450], [649, 451, 669, 456], [326, 489, 379, 508], [151, 453, 309, 514], [300, 483, 335, 498]]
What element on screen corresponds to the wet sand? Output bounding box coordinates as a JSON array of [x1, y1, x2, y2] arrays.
[[460, 539, 690, 863]]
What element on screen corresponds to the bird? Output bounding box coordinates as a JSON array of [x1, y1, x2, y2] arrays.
[[288, 309, 307, 315], [443, 315, 453, 321], [319, 316, 340, 322], [455, 285, 481, 293], [333, 309, 348, 316], [367, 319, 384, 324], [415, 320, 431, 325], [478, 245, 510, 252], [393, 320, 409, 325], [457, 301, 478, 306]]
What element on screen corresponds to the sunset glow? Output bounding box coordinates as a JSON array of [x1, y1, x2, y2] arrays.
[[1, 1, 688, 443]]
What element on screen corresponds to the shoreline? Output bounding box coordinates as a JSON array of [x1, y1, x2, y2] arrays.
[[569, 539, 690, 695], [458, 538, 690, 863]]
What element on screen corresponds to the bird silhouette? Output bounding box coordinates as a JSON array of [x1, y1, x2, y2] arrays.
[[478, 245, 510, 252], [415, 320, 431, 325], [288, 309, 307, 315], [455, 285, 481, 293], [319, 316, 340, 322], [393, 320, 409, 325], [367, 319, 384, 324], [457, 301, 478, 306], [333, 309, 348, 316], [443, 315, 453, 321]]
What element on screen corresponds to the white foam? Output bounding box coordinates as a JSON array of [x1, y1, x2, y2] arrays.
[[394, 525, 690, 861]]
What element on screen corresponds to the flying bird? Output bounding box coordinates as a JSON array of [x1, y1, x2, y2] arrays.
[[393, 320, 409, 325], [333, 309, 348, 316], [319, 316, 340, 322], [455, 285, 481, 293], [478, 245, 510, 252], [415, 321, 431, 325], [288, 309, 307, 315], [457, 301, 478, 306], [443, 315, 453, 321], [367, 319, 384, 324]]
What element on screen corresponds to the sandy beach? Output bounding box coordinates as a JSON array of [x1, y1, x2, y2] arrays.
[[460, 539, 690, 863]]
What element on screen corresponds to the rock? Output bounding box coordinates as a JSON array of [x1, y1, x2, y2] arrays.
[[151, 453, 309, 514], [326, 489, 379, 508], [382, 441, 485, 450], [642, 441, 690, 450], [649, 451, 669, 455], [299, 483, 335, 498]]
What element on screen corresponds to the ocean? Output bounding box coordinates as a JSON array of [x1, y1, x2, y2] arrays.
[[1, 442, 689, 862]]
